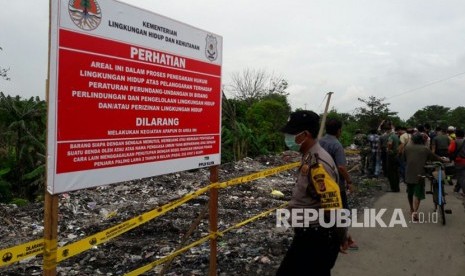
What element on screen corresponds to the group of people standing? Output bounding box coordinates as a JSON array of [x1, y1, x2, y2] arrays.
[[276, 110, 465, 275], [354, 121, 465, 220]]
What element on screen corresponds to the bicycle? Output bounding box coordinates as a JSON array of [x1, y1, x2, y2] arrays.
[[422, 161, 452, 225]]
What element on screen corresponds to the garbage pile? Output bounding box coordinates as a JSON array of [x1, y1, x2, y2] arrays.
[[0, 152, 386, 275]]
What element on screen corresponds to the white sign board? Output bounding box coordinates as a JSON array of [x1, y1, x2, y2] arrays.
[[47, 0, 222, 194]]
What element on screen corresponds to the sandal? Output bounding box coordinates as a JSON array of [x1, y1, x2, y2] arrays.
[[349, 242, 359, 250], [348, 237, 359, 250], [412, 212, 419, 222]]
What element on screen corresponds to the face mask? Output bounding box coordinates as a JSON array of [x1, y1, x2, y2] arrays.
[[284, 132, 305, 151]]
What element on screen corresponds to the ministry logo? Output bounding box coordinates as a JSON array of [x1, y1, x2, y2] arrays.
[[205, 34, 218, 61], [68, 0, 102, 31]]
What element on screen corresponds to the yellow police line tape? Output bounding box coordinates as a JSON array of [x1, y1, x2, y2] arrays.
[[214, 162, 300, 189], [0, 239, 44, 267], [0, 162, 300, 268], [124, 202, 289, 276]]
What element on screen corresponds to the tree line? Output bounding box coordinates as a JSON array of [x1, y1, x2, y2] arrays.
[[0, 92, 46, 203], [1, 68, 465, 204]]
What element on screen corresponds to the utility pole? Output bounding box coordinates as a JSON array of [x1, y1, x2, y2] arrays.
[[317, 92, 333, 139]]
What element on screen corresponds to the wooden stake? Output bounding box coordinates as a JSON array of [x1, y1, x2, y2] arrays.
[[208, 165, 219, 276], [43, 192, 59, 276], [159, 204, 209, 275], [44, 1, 58, 273]]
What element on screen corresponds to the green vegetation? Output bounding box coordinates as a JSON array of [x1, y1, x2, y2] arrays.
[[0, 92, 47, 203], [222, 69, 291, 161]]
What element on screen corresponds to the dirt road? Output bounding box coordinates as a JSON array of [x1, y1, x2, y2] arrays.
[[332, 182, 465, 276]]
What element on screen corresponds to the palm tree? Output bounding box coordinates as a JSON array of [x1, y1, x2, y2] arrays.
[[0, 92, 46, 200]]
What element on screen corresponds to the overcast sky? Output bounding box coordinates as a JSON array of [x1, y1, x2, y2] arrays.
[[1, 0, 465, 120]]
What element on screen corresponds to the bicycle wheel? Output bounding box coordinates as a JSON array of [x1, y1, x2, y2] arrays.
[[439, 201, 446, 225]]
